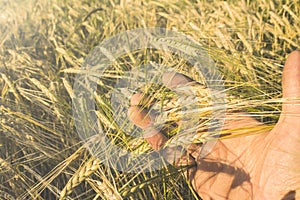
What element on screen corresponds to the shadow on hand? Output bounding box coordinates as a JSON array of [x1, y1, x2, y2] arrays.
[[196, 158, 252, 198]]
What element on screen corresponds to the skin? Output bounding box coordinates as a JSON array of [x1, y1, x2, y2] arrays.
[[127, 50, 300, 199]]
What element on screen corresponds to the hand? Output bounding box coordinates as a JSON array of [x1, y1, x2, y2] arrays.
[[127, 50, 300, 199]]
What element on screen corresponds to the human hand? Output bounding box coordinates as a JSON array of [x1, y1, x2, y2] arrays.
[[127, 50, 300, 199]]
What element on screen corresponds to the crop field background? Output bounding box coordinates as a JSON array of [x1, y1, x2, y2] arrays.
[[0, 0, 299, 199]]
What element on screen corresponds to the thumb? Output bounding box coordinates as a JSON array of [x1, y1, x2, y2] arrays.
[[281, 50, 300, 119]]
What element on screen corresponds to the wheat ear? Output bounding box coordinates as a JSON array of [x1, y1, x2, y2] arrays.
[[59, 157, 101, 199]]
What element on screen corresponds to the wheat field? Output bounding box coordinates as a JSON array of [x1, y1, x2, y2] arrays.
[[0, 0, 299, 199]]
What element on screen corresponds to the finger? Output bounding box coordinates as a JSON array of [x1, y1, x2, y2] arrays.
[[281, 50, 300, 118], [128, 104, 196, 164], [130, 92, 156, 107], [162, 72, 206, 155], [130, 93, 145, 106], [144, 128, 170, 150], [128, 106, 168, 150], [162, 72, 194, 89], [128, 81, 200, 164], [127, 106, 153, 129], [128, 93, 169, 150], [128, 92, 158, 129]]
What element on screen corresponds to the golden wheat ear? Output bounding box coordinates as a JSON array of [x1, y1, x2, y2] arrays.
[[60, 158, 101, 199]]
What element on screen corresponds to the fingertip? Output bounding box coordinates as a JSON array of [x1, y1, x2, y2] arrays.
[[281, 50, 300, 118], [127, 106, 136, 118], [162, 72, 193, 89], [288, 49, 300, 58], [284, 50, 300, 73], [130, 92, 156, 107], [283, 50, 300, 98], [130, 92, 144, 106]]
